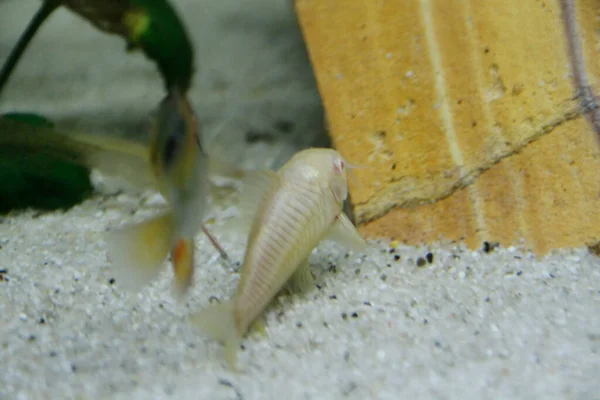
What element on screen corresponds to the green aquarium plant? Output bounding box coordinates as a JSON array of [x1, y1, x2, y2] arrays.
[[0, 0, 195, 213], [0, 113, 93, 213]]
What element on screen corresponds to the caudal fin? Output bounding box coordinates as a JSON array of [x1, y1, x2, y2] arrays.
[[188, 301, 242, 370], [105, 213, 174, 292]]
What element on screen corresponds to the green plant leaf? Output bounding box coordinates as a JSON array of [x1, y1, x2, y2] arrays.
[[1, 0, 194, 96], [61, 0, 194, 91], [0, 113, 93, 214]]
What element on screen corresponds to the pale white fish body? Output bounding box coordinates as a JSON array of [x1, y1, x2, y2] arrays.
[[190, 147, 368, 370], [233, 149, 343, 332]]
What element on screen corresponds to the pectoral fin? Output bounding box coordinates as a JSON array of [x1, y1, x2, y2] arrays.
[[250, 316, 268, 338], [286, 259, 314, 294], [105, 212, 174, 292], [324, 212, 368, 253]]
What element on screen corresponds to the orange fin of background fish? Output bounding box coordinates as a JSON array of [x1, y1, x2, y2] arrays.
[[105, 213, 174, 292], [171, 237, 195, 297]]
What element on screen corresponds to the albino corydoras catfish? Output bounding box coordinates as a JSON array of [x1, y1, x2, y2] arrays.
[[105, 88, 226, 296], [189, 147, 368, 369]]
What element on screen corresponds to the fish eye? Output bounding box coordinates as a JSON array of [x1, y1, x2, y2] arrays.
[[333, 158, 345, 174]]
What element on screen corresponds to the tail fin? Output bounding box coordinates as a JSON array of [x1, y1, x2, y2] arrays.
[[188, 301, 242, 370], [170, 237, 195, 297], [105, 213, 174, 292]]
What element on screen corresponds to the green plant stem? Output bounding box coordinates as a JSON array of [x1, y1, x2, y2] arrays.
[[0, 0, 60, 97]]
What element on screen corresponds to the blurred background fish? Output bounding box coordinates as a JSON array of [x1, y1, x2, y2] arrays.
[[0, 90, 244, 296], [105, 88, 231, 296]]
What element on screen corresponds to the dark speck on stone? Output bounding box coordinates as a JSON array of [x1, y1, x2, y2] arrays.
[[71, 364, 77, 372], [380, 274, 387, 281], [342, 313, 348, 320], [49, 351, 57, 357], [426, 252, 433, 263], [423, 319, 428, 324], [394, 254, 400, 261], [39, 318, 45, 324], [351, 312, 359, 318], [434, 341, 441, 348], [485, 297, 491, 302], [416, 257, 427, 267], [483, 241, 499, 253], [27, 335, 36, 342], [108, 278, 115, 285], [354, 269, 360, 275], [389, 248, 395, 254], [296, 322, 303, 328], [329, 295, 337, 300], [517, 271, 522, 276], [364, 301, 371, 306]]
